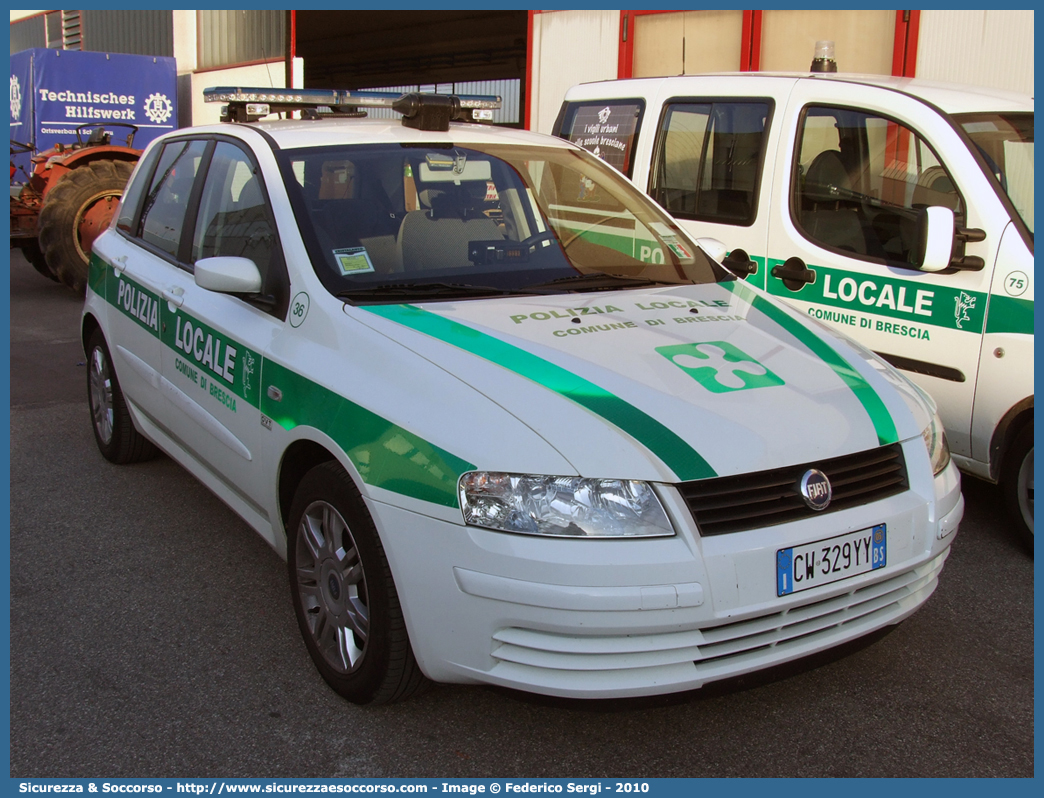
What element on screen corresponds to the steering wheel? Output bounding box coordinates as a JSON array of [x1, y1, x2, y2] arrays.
[[521, 230, 559, 249]]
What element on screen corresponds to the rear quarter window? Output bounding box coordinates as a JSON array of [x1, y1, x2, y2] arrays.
[[115, 144, 162, 235], [554, 99, 645, 177]]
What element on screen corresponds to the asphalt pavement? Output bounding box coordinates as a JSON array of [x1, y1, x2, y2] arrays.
[[7, 250, 1034, 778]]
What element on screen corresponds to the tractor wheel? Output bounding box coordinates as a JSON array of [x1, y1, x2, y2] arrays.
[[19, 239, 59, 282], [38, 160, 134, 295]]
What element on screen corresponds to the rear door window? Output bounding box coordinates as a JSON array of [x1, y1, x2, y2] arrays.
[[649, 99, 772, 226], [138, 139, 208, 260]]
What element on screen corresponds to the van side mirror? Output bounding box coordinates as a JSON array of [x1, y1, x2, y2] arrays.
[[915, 206, 955, 273], [695, 237, 728, 264], [194, 256, 263, 294]]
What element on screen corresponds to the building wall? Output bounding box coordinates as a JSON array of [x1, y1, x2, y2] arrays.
[[529, 10, 618, 134], [10, 10, 173, 55], [13, 10, 1036, 130], [916, 9, 1034, 96], [189, 60, 289, 126], [80, 10, 173, 58], [759, 9, 895, 74], [196, 10, 283, 72], [10, 13, 43, 53], [529, 9, 1034, 131]]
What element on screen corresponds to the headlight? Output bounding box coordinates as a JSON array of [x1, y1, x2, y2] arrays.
[[459, 472, 674, 538], [922, 412, 951, 476]]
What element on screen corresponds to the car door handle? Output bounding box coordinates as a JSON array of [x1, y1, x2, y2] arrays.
[[162, 286, 185, 307], [771, 257, 817, 291]]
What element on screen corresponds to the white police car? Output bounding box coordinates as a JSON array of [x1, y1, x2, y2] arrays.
[[83, 87, 962, 705]]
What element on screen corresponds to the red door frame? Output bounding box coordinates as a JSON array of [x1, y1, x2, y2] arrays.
[[618, 10, 763, 78], [616, 9, 920, 79], [286, 9, 915, 131], [525, 10, 536, 130], [285, 9, 297, 87], [892, 10, 921, 77]]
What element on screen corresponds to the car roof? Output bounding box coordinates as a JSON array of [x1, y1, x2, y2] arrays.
[[567, 72, 1034, 116], [181, 117, 580, 151]]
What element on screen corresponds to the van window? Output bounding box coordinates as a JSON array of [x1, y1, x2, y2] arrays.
[[555, 100, 644, 177], [793, 105, 965, 269], [649, 100, 771, 226], [956, 111, 1034, 238]]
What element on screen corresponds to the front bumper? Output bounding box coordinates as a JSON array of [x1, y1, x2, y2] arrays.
[[368, 440, 963, 699]]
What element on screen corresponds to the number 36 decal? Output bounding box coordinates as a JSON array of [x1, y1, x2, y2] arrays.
[[289, 292, 310, 328]]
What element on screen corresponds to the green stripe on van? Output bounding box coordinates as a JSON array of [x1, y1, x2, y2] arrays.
[[724, 280, 899, 446], [985, 295, 1034, 335], [364, 303, 718, 482]]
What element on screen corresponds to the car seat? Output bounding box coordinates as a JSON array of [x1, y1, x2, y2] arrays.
[[800, 150, 869, 255], [397, 182, 503, 272]]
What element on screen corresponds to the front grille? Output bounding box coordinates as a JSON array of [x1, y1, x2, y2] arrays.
[[489, 550, 947, 693], [679, 444, 908, 536]]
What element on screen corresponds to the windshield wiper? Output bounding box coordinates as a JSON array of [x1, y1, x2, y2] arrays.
[[526, 272, 677, 292]]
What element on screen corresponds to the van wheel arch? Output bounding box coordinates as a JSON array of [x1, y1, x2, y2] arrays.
[[990, 400, 1033, 555], [990, 398, 1034, 481]]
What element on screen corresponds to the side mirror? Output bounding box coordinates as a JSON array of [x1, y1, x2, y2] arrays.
[[194, 256, 262, 294], [695, 237, 728, 264], [916, 206, 955, 273]]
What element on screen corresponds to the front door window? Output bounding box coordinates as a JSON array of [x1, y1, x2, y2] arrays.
[[793, 106, 964, 269]]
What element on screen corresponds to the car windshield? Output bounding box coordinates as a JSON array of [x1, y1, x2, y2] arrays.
[[280, 141, 729, 301], [955, 112, 1034, 236]]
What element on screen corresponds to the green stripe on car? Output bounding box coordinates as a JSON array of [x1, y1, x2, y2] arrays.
[[364, 303, 718, 482], [94, 257, 472, 508], [724, 279, 899, 446], [260, 361, 474, 508]]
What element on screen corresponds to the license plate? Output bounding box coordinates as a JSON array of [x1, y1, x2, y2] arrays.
[[776, 524, 886, 596]]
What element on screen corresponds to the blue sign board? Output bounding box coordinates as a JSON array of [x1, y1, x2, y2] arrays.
[[10, 48, 177, 179]]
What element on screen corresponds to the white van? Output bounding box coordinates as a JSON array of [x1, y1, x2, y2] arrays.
[[556, 72, 1034, 550]]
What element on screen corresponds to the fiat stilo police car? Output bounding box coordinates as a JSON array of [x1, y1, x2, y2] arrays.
[[82, 88, 962, 705]]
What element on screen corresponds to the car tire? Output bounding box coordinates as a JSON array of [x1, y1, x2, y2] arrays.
[[86, 328, 159, 464], [287, 461, 429, 705], [38, 160, 134, 295], [1002, 424, 1033, 556]]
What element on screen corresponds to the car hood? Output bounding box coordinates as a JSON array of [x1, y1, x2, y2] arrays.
[[349, 280, 929, 483]]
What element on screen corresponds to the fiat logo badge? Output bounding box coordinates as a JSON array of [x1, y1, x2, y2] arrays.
[[799, 469, 832, 511]]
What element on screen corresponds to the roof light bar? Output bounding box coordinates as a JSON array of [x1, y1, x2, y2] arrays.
[[204, 86, 502, 129]]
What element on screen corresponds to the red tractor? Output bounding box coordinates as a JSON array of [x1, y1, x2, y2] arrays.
[[11, 122, 141, 294]]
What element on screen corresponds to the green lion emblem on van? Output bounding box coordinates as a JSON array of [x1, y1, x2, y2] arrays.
[[656, 341, 784, 393]]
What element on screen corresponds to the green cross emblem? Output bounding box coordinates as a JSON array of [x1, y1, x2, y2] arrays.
[[656, 341, 784, 393]]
